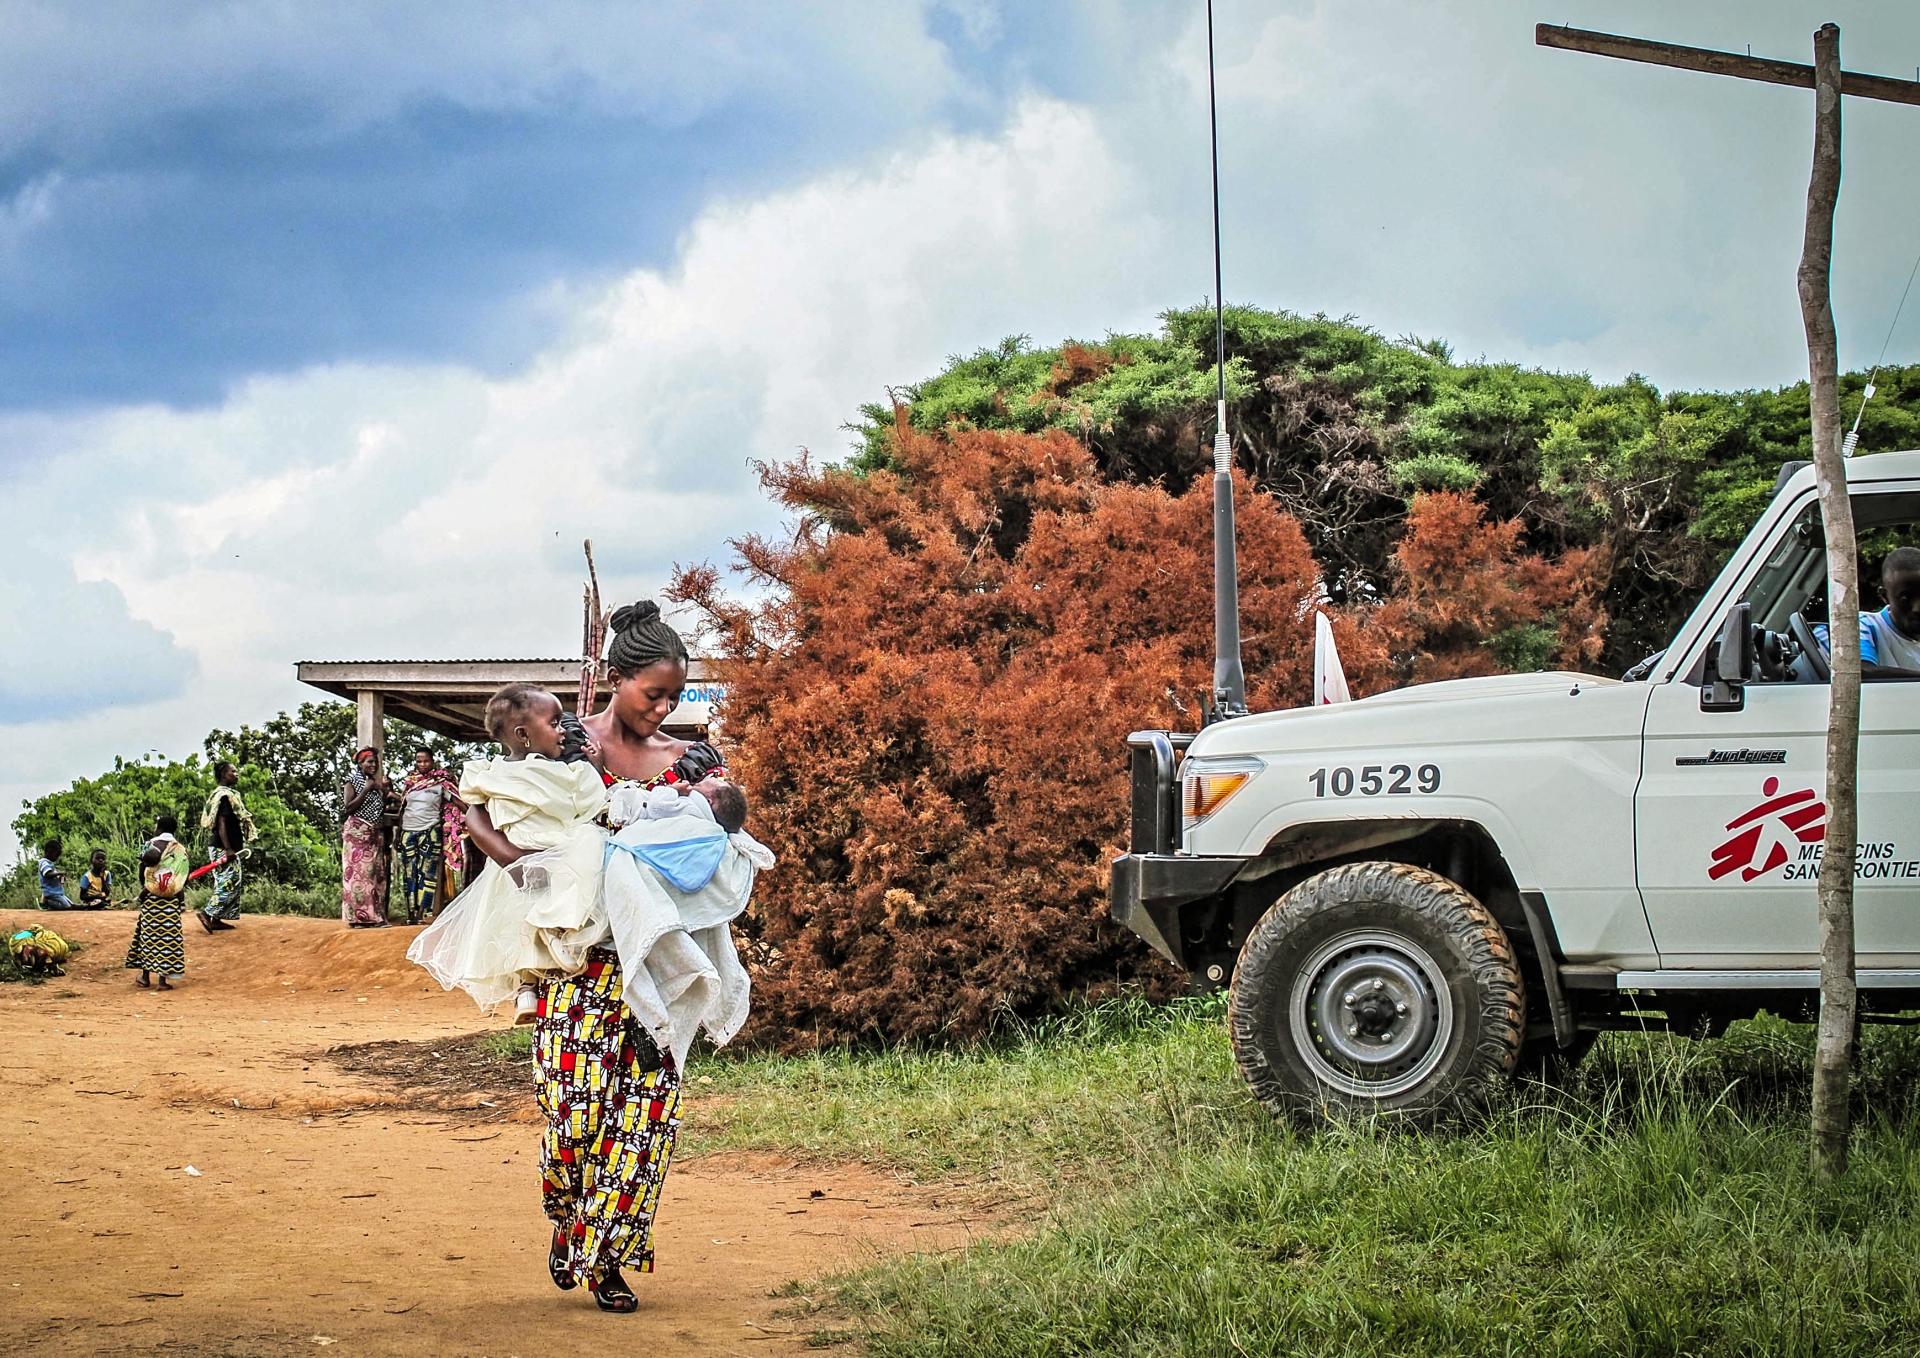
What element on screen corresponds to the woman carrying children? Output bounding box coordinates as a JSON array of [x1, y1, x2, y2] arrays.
[[125, 813, 191, 988], [465, 600, 721, 1313]]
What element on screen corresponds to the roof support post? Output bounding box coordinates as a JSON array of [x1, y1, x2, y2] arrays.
[[356, 690, 384, 755]]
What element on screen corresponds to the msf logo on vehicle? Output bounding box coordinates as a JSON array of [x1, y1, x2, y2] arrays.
[[1708, 777, 1826, 882]]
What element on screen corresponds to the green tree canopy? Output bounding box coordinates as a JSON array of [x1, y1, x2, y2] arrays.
[[204, 700, 483, 834], [11, 754, 333, 890], [853, 304, 1918, 669], [8, 702, 485, 899]]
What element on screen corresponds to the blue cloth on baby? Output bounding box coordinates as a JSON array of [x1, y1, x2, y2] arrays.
[[606, 824, 730, 893]]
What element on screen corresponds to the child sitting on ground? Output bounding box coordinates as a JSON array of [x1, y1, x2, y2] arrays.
[[78, 849, 113, 909], [407, 684, 610, 1022], [37, 839, 72, 910]]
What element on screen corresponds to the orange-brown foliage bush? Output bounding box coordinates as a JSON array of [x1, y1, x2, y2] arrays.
[[1042, 342, 1123, 394], [672, 419, 1384, 1046], [672, 429, 1599, 1047], [1372, 491, 1609, 683]]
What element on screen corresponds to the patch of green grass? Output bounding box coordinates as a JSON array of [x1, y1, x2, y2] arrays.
[[824, 1106, 1920, 1358], [478, 1028, 531, 1062], [692, 995, 1249, 1190], [723, 1004, 1920, 1357], [474, 1000, 1920, 1354], [4, 881, 345, 918], [193, 881, 343, 919], [220, 876, 442, 920]]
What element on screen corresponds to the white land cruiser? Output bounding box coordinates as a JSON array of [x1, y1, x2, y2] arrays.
[[1112, 451, 1920, 1123]]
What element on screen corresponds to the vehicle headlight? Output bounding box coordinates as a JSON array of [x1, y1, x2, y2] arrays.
[[1181, 756, 1264, 831]]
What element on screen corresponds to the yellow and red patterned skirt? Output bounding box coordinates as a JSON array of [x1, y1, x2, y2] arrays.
[[534, 948, 682, 1282]]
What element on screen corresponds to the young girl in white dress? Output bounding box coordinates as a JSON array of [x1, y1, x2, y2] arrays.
[[408, 684, 609, 1022]]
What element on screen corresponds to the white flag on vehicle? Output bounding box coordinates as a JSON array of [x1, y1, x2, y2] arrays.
[[1314, 611, 1351, 706]]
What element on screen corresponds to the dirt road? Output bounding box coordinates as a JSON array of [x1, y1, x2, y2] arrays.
[[0, 909, 965, 1357]]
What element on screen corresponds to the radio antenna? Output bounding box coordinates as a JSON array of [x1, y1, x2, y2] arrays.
[[1206, 0, 1247, 721], [1844, 244, 1920, 456]]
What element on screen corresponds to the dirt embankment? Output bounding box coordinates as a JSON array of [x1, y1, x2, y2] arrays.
[[0, 909, 966, 1357]]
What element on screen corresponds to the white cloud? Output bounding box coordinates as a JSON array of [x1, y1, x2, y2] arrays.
[[1085, 0, 1920, 391], [0, 94, 1166, 859]]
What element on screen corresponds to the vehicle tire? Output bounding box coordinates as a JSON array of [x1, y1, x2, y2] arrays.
[[1227, 861, 1525, 1127]]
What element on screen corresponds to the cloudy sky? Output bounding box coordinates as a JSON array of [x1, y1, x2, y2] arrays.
[[4, 0, 1919, 858]]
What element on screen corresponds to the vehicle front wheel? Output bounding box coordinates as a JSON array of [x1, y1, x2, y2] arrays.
[[1227, 861, 1525, 1127]]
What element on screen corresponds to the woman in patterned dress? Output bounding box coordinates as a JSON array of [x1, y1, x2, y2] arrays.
[[126, 814, 190, 988], [340, 748, 392, 927], [394, 751, 464, 924], [466, 600, 721, 1314]]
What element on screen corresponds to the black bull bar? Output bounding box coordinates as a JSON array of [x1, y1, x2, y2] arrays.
[[1109, 730, 1242, 971]]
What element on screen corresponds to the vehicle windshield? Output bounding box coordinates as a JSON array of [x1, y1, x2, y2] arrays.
[[1745, 490, 1920, 631], [1745, 501, 1825, 631]]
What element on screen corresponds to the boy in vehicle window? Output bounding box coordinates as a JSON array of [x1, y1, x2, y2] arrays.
[[1818, 546, 1920, 674]]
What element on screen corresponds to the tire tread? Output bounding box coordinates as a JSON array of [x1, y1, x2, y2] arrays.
[[1227, 861, 1524, 1126]]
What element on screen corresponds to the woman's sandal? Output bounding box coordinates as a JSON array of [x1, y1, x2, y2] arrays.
[[589, 1268, 639, 1314], [547, 1227, 576, 1291], [156, 979, 174, 991], [134, 975, 151, 989]]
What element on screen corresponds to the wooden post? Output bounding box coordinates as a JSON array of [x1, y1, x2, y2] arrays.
[[1535, 19, 1909, 1178], [579, 540, 607, 718], [1800, 23, 1861, 1182], [356, 690, 385, 755]]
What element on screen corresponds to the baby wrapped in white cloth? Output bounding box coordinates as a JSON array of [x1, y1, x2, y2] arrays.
[[601, 780, 773, 1071]]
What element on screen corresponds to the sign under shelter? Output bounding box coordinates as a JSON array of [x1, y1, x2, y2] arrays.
[[295, 657, 725, 750]]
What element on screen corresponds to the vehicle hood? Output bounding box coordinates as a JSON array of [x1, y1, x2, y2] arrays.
[[1184, 670, 1632, 759]]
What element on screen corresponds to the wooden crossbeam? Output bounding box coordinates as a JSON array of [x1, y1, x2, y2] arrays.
[[393, 694, 484, 733], [1536, 24, 1920, 107]]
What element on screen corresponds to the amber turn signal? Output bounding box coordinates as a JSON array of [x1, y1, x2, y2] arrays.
[[1181, 758, 1264, 829]]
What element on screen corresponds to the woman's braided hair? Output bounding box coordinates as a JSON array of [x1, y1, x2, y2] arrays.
[[605, 600, 688, 675]]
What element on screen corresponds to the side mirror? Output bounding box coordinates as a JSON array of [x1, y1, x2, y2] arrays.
[[1702, 601, 1752, 712]]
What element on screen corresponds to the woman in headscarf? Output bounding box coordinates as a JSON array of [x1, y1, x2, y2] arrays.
[[126, 813, 190, 988], [197, 760, 256, 932], [465, 600, 725, 1314], [395, 749, 465, 924], [340, 747, 392, 927]]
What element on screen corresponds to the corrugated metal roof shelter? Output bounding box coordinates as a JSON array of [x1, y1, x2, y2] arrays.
[[295, 658, 724, 749]]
